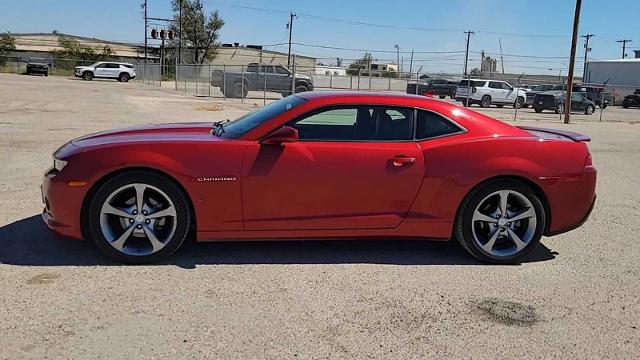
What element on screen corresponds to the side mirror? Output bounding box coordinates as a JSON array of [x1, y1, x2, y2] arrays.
[[260, 126, 299, 145]]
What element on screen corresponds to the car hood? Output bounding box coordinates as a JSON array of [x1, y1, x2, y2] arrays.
[[70, 122, 221, 148]]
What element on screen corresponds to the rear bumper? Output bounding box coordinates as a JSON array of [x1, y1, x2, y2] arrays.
[[544, 166, 597, 236]]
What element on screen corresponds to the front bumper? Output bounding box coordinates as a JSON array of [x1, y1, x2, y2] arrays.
[[41, 168, 85, 240]]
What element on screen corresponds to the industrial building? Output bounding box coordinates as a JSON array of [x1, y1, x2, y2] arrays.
[[584, 59, 640, 105]]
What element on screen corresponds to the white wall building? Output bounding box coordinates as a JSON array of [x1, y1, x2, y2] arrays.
[[584, 59, 640, 105]]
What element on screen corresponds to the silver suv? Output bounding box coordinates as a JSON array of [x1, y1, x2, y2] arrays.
[[456, 79, 526, 108]]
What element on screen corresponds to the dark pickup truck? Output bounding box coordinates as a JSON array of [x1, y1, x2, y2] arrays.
[[406, 78, 457, 98], [26, 60, 49, 76], [211, 63, 314, 98]]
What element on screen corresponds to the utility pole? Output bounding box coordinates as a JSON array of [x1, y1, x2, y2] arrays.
[[287, 12, 296, 68], [394, 44, 400, 75], [178, 0, 182, 64], [409, 50, 414, 74], [144, 0, 148, 62], [617, 39, 632, 58], [564, 0, 582, 124], [463, 30, 474, 76], [499, 37, 505, 74], [581, 33, 594, 80]]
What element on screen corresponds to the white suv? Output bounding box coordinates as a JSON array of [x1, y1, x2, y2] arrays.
[[455, 79, 526, 108], [74, 62, 137, 82]]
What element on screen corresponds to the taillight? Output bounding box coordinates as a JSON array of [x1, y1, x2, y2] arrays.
[[472, 87, 477, 93], [585, 153, 593, 166]]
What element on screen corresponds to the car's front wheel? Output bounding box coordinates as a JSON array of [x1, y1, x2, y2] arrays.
[[83, 71, 93, 81], [119, 73, 130, 82], [480, 95, 492, 108], [585, 104, 595, 115], [88, 170, 192, 264], [455, 179, 546, 264]]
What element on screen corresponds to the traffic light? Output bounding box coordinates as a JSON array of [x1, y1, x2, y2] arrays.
[[150, 29, 157, 39]]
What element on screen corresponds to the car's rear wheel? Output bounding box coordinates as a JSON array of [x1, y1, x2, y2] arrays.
[[295, 84, 310, 93], [480, 95, 492, 108], [88, 170, 191, 264], [231, 81, 248, 98], [439, 95, 446, 99], [455, 179, 545, 264], [533, 106, 543, 113], [496, 104, 504, 108], [556, 103, 565, 114], [622, 99, 630, 108], [83, 71, 93, 81], [119, 73, 130, 82], [585, 104, 595, 115]]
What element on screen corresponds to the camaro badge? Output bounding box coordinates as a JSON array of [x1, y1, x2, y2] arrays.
[[196, 177, 237, 182]]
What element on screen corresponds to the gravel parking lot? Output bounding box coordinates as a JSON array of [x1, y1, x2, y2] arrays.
[[1, 73, 639, 359]]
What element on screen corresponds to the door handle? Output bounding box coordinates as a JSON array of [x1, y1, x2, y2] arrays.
[[391, 156, 416, 167]]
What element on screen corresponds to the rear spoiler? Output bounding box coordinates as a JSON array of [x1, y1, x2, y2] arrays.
[[517, 126, 591, 142]]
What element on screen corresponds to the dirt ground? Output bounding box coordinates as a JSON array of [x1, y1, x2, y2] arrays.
[[0, 73, 639, 359]]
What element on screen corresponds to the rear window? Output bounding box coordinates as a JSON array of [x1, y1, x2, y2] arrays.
[[458, 80, 486, 87], [123, 64, 134, 69]]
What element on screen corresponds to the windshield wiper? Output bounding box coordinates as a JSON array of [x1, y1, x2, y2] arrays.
[[212, 119, 230, 136]]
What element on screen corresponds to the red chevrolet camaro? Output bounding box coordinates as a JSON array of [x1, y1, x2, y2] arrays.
[[42, 92, 596, 264]]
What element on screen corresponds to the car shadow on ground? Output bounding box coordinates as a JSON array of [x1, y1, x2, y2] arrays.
[[0, 215, 557, 268]]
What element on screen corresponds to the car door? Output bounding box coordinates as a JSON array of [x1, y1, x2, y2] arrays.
[[502, 82, 516, 102], [488, 82, 505, 102], [93, 63, 109, 77], [571, 93, 585, 111], [241, 105, 425, 230], [274, 66, 292, 94]]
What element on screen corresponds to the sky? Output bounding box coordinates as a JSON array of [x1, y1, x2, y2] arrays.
[[1, 0, 638, 75]]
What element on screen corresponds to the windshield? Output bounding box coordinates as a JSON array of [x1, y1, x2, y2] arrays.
[[217, 96, 306, 138], [532, 85, 553, 91]]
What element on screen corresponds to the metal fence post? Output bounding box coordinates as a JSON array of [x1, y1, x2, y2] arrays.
[[290, 55, 296, 96], [389, 76, 392, 91], [264, 67, 267, 105], [184, 63, 187, 93], [368, 70, 372, 90], [223, 64, 226, 100], [329, 72, 333, 89], [241, 65, 245, 103], [415, 72, 419, 95], [357, 70, 361, 91], [195, 64, 199, 95], [175, 57, 178, 91], [208, 62, 211, 97]]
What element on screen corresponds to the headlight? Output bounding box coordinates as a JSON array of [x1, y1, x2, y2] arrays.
[[53, 158, 67, 172]]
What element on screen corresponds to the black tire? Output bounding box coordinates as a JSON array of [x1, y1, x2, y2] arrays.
[[513, 96, 525, 109], [496, 104, 504, 108], [622, 99, 630, 109], [295, 84, 310, 93], [454, 179, 546, 264], [555, 103, 564, 114], [119, 73, 130, 83], [231, 81, 248, 98], [83, 71, 93, 81], [533, 107, 543, 113], [600, 103, 607, 109], [439, 95, 446, 99], [585, 104, 595, 115], [480, 95, 491, 108], [522, 104, 529, 108], [87, 170, 192, 264]]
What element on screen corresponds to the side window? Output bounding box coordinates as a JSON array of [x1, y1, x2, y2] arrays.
[[489, 82, 502, 89], [501, 82, 513, 90], [291, 106, 413, 141], [247, 64, 259, 72], [95, 63, 106, 68], [571, 93, 583, 101], [261, 66, 275, 74], [415, 110, 463, 139], [275, 66, 290, 75]]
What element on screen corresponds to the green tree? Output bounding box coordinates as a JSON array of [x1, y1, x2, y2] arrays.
[[347, 53, 374, 76], [170, 0, 224, 64], [51, 36, 115, 68], [0, 32, 16, 66]]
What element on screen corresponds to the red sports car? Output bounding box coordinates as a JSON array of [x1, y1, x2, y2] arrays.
[[42, 92, 596, 264]]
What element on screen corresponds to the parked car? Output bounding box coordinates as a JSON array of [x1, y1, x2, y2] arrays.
[[622, 89, 640, 108], [26, 60, 49, 76], [406, 78, 457, 98], [533, 91, 596, 114], [42, 92, 596, 265], [574, 84, 611, 109], [455, 79, 526, 108], [523, 84, 558, 108], [74, 62, 137, 82], [211, 63, 313, 98]]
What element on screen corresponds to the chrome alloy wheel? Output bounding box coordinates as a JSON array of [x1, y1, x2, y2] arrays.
[[99, 183, 177, 256], [471, 190, 537, 257]]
